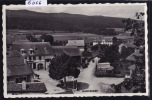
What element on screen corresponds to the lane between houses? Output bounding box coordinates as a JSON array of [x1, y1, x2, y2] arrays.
[[75, 57, 124, 94]]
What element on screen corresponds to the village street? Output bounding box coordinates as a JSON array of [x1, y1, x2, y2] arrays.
[[34, 57, 124, 94], [34, 70, 65, 94], [75, 57, 124, 94]]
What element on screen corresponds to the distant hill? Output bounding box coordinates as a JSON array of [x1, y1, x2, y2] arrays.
[[6, 10, 126, 35]]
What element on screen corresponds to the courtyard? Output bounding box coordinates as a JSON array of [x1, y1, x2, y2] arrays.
[[34, 57, 124, 94]]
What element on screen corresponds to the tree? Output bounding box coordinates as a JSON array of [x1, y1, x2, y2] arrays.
[[49, 54, 80, 87], [122, 12, 145, 92], [91, 44, 99, 51], [112, 37, 118, 44], [122, 12, 144, 46], [26, 34, 38, 42], [104, 44, 121, 63], [40, 34, 54, 45]]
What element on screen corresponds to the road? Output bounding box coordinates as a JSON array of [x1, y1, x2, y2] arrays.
[[34, 57, 124, 94], [75, 57, 124, 94]]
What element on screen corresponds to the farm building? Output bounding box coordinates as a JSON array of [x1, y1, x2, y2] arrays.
[[93, 38, 113, 46], [95, 62, 114, 77], [12, 42, 54, 70], [66, 40, 85, 52], [6, 35, 29, 51], [7, 82, 47, 95], [7, 50, 34, 83], [52, 45, 82, 63], [118, 43, 138, 53]]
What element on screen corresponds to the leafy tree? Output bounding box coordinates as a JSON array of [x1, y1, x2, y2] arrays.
[[104, 44, 121, 63], [40, 34, 54, 44], [49, 54, 80, 86], [91, 44, 99, 51], [26, 34, 38, 42], [112, 37, 118, 44], [121, 12, 145, 92], [122, 12, 144, 46]]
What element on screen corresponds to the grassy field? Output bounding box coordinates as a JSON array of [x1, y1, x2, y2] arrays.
[[7, 29, 132, 42]]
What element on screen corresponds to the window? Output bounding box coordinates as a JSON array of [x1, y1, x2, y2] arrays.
[[29, 57, 31, 61], [16, 77, 27, 83], [21, 49, 25, 55], [29, 48, 34, 55], [33, 56, 36, 60], [39, 56, 41, 60], [46, 59, 50, 62], [22, 77, 27, 81], [16, 78, 22, 83]]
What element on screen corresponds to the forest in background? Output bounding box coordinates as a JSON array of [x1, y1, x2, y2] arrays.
[[6, 10, 127, 35]]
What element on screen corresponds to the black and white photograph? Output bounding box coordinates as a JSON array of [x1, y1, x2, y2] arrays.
[[3, 3, 148, 97]]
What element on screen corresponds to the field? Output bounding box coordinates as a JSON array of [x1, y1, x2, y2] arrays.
[[7, 29, 132, 42]]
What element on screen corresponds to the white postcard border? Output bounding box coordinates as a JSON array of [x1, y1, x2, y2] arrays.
[[2, 3, 149, 98]]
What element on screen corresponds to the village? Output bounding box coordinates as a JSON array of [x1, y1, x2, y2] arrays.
[[5, 4, 146, 95], [6, 27, 145, 95]]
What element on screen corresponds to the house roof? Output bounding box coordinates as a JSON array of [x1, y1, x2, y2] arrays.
[[12, 42, 53, 56], [52, 46, 81, 56], [123, 43, 138, 48], [126, 50, 143, 61], [7, 82, 47, 93], [6, 35, 29, 45], [6, 35, 14, 45], [66, 40, 85, 47], [128, 64, 136, 70], [7, 50, 34, 77], [93, 38, 113, 42], [97, 63, 114, 70]]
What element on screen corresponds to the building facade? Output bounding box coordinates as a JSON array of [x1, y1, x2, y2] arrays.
[[12, 42, 54, 70], [7, 50, 34, 83], [93, 38, 113, 46]]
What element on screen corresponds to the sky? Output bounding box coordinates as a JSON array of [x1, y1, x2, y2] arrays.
[[6, 4, 145, 19]]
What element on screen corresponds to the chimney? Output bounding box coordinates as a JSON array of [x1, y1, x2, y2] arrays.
[[22, 80, 26, 90]]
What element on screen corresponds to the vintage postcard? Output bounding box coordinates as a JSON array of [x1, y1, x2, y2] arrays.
[[3, 3, 149, 98]]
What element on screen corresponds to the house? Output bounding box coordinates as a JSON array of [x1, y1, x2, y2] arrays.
[[95, 62, 114, 77], [118, 43, 138, 53], [7, 50, 34, 83], [52, 45, 82, 63], [126, 49, 143, 62], [6, 35, 29, 51], [12, 42, 54, 70], [93, 38, 113, 46], [66, 40, 85, 52], [119, 38, 134, 43], [107, 28, 124, 33], [7, 82, 47, 95]]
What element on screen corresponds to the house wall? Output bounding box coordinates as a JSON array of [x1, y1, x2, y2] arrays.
[[7, 75, 34, 83], [93, 41, 113, 46], [26, 55, 54, 70]]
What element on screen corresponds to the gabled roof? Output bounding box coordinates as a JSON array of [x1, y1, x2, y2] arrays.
[[6, 35, 29, 45], [7, 82, 47, 93], [52, 46, 81, 56], [123, 43, 138, 48], [12, 42, 53, 56], [7, 50, 34, 77], [126, 50, 143, 61], [66, 40, 85, 47], [128, 64, 136, 70]]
